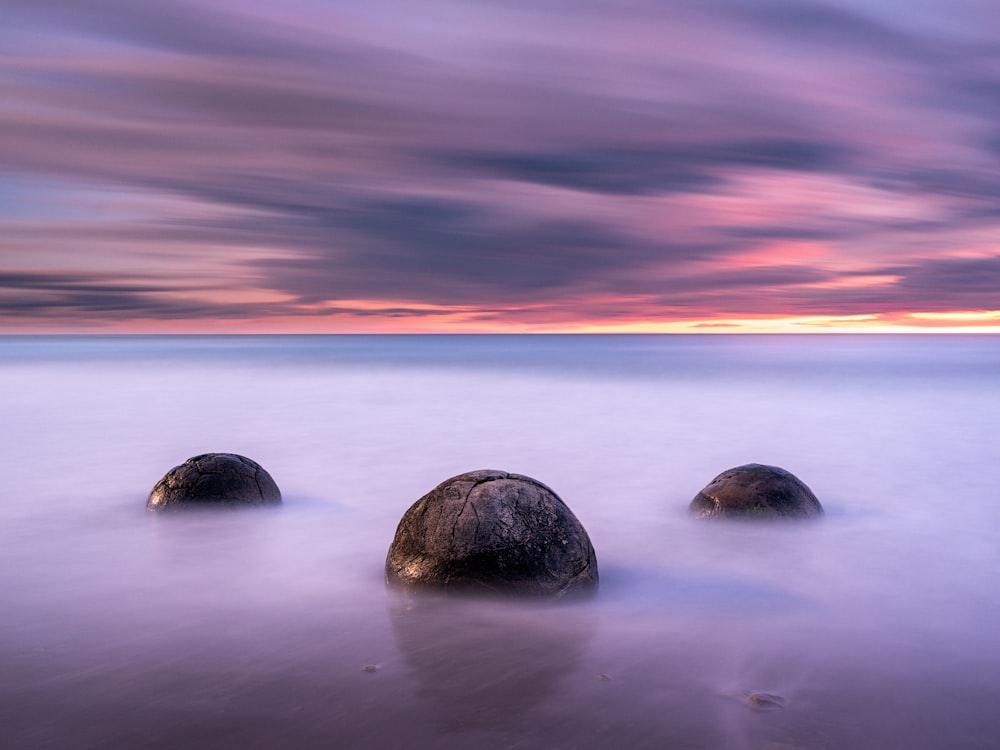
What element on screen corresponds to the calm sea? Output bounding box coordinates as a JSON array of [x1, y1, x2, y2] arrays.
[[1, 335, 999, 749]]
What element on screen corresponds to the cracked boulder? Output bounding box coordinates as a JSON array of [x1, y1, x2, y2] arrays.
[[385, 470, 598, 596], [690, 463, 822, 519], [147, 453, 281, 511]]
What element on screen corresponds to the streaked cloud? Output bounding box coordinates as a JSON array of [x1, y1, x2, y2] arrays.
[[2, 0, 999, 331]]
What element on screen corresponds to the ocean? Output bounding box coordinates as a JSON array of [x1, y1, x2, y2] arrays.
[[1, 334, 998, 749]]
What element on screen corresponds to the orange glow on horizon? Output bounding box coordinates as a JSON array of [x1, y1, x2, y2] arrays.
[[5, 307, 1000, 334], [906, 310, 1000, 321]]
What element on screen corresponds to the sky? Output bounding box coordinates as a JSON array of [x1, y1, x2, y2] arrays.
[[2, 0, 999, 333]]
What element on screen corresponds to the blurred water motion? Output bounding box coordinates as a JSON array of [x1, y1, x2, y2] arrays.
[[1, 335, 999, 749]]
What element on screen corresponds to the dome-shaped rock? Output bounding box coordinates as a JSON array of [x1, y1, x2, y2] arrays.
[[147, 453, 281, 511], [690, 463, 822, 519], [386, 470, 598, 596]]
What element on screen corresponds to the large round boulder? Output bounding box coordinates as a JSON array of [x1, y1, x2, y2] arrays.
[[690, 463, 822, 519], [147, 453, 281, 511], [385, 470, 598, 596]]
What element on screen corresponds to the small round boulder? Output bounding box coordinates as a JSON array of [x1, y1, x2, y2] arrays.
[[385, 469, 598, 596], [147, 453, 281, 511], [690, 463, 822, 519]]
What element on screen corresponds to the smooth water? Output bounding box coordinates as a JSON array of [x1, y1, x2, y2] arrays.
[[1, 335, 999, 749]]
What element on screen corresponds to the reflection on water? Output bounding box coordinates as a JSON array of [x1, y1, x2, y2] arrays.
[[388, 592, 594, 732]]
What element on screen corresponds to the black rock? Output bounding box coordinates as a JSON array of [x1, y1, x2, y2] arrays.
[[690, 463, 822, 519], [147, 453, 281, 511], [385, 469, 598, 596]]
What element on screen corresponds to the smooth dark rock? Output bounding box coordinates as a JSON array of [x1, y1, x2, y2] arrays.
[[690, 463, 822, 519], [146, 453, 281, 511], [385, 469, 598, 596]]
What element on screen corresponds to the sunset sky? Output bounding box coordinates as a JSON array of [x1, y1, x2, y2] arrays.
[[2, 0, 999, 333]]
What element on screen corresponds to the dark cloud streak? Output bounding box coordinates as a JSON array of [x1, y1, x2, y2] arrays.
[[442, 139, 849, 196]]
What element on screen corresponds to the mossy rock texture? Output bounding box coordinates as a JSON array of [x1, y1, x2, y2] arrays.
[[386, 470, 598, 596], [147, 453, 281, 511], [690, 463, 822, 519]]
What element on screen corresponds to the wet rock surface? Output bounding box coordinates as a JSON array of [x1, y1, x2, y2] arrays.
[[147, 453, 281, 511], [385, 469, 598, 596], [690, 463, 822, 519]]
